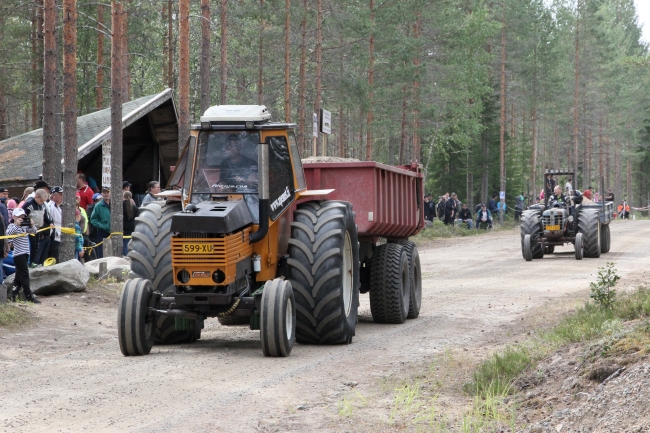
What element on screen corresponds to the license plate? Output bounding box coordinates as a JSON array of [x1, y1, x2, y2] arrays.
[[182, 243, 214, 254], [545, 225, 560, 231]]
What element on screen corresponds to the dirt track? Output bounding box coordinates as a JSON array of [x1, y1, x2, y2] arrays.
[[1, 221, 649, 432]]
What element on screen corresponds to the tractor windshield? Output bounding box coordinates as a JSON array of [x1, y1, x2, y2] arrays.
[[192, 131, 260, 196]]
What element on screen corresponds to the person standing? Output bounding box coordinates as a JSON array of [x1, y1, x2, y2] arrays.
[[436, 196, 446, 221], [76, 173, 95, 210], [514, 192, 525, 222], [7, 208, 40, 303], [444, 193, 457, 225], [122, 191, 140, 256], [141, 181, 161, 205], [90, 187, 112, 259], [47, 186, 63, 263], [605, 189, 615, 203], [565, 178, 573, 194], [23, 188, 53, 267], [74, 209, 84, 262], [423, 194, 434, 222]]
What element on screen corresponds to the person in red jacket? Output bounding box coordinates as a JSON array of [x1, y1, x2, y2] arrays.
[[76, 173, 94, 210]]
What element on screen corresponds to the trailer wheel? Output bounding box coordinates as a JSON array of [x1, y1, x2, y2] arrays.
[[578, 209, 601, 258], [575, 232, 584, 260], [260, 279, 296, 357], [521, 210, 544, 259], [600, 224, 611, 253], [287, 201, 360, 345], [118, 279, 155, 356], [523, 235, 533, 262], [396, 240, 421, 319], [369, 243, 410, 324], [128, 201, 196, 344]]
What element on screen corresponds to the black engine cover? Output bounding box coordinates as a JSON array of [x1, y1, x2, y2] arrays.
[[171, 199, 253, 234]]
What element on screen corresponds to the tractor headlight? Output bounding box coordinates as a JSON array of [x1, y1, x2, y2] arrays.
[[212, 269, 226, 284], [177, 269, 191, 284]]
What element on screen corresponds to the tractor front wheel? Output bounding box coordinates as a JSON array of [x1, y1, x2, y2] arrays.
[[260, 279, 296, 357], [575, 233, 584, 260], [118, 279, 156, 356]]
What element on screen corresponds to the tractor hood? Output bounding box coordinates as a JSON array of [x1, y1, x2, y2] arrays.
[[171, 199, 253, 234]]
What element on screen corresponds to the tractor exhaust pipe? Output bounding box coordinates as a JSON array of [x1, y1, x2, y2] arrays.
[[250, 140, 269, 244]]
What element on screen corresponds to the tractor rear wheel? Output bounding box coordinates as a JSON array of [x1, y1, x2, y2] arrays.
[[369, 244, 410, 324], [287, 201, 360, 345], [600, 224, 611, 253], [118, 279, 155, 356], [128, 201, 197, 344], [521, 210, 544, 259], [260, 279, 296, 357], [578, 209, 601, 258], [396, 240, 421, 319]]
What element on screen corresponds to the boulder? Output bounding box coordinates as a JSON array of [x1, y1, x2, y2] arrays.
[[84, 257, 130, 277], [4, 259, 89, 296], [99, 265, 131, 282]]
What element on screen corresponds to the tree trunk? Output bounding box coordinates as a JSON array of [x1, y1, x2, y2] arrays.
[[614, 138, 621, 202], [626, 141, 632, 204], [0, 13, 5, 140], [573, 2, 580, 182], [553, 123, 558, 170], [178, 0, 189, 153], [97, 3, 105, 109], [586, 129, 592, 188], [598, 115, 604, 184], [499, 11, 506, 223], [339, 105, 344, 157], [297, 0, 307, 155], [605, 118, 610, 188], [365, 0, 375, 161], [42, 0, 58, 186], [313, 0, 322, 157], [412, 13, 421, 163], [220, 0, 228, 104], [110, 0, 124, 256], [121, 1, 129, 102], [257, 0, 265, 105], [61, 0, 78, 262], [284, 0, 291, 121], [200, 0, 211, 113], [167, 0, 173, 89], [35, 0, 45, 128], [399, 88, 407, 165]]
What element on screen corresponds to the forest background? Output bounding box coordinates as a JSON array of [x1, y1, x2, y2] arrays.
[[1, 0, 649, 213]]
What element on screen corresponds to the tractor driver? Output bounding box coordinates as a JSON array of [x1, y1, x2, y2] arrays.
[[216, 135, 258, 191], [549, 185, 569, 206]]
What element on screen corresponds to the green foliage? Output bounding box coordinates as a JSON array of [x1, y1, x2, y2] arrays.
[[464, 346, 530, 398], [589, 262, 620, 309], [0, 304, 33, 328]]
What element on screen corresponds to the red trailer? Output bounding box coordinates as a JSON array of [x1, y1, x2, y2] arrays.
[[302, 161, 425, 240]]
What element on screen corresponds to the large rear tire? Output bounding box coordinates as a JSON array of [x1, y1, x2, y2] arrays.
[[128, 201, 196, 344], [369, 244, 410, 324], [260, 279, 296, 357], [287, 201, 360, 345], [600, 224, 611, 253], [118, 279, 155, 356], [578, 209, 601, 258], [396, 240, 422, 319], [521, 210, 544, 259]]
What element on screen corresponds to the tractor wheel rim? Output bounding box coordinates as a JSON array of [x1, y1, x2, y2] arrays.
[[342, 232, 353, 317], [285, 297, 293, 341]]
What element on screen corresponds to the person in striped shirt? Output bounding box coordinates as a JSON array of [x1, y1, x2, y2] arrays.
[[7, 207, 39, 303]]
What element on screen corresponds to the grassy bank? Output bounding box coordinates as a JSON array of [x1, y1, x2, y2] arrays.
[[0, 303, 34, 328], [414, 218, 518, 241]]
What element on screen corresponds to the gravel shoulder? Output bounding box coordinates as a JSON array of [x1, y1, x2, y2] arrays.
[[1, 221, 649, 433]]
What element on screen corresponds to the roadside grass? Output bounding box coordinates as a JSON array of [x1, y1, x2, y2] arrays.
[[414, 218, 518, 241], [0, 302, 34, 328], [340, 286, 650, 431]]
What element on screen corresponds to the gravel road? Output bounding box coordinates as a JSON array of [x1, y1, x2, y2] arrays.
[[1, 221, 649, 433]]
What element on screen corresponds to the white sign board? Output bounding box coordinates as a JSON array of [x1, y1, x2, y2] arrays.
[[312, 113, 318, 138], [102, 139, 111, 187], [321, 109, 332, 135], [499, 191, 505, 200]]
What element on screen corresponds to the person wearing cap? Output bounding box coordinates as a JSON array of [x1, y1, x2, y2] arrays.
[[47, 186, 64, 263], [77, 173, 95, 210], [90, 187, 112, 258], [6, 208, 40, 303], [0, 187, 9, 234]]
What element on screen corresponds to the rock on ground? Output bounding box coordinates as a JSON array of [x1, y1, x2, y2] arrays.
[[84, 257, 130, 277], [4, 259, 89, 296]]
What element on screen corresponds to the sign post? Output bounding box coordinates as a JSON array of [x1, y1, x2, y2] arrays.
[[320, 109, 331, 156], [312, 112, 318, 157]]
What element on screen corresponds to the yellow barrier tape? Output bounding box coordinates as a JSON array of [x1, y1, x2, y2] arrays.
[[82, 233, 132, 251], [0, 227, 131, 241]]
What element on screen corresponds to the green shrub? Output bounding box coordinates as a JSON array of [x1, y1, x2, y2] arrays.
[[589, 262, 620, 309], [464, 346, 531, 398]]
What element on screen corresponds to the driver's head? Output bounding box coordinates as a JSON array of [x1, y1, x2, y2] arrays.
[[554, 185, 562, 196], [225, 135, 240, 155]]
